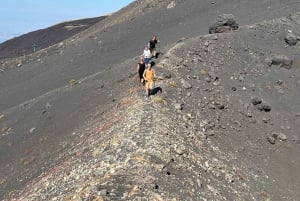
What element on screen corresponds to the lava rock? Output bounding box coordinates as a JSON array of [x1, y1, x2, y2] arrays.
[[251, 97, 262, 105], [267, 135, 277, 145], [256, 102, 271, 112], [261, 103, 271, 112], [285, 32, 298, 46], [209, 14, 239, 34], [265, 55, 293, 69]]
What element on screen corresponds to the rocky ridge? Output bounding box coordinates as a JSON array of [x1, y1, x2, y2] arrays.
[[5, 12, 300, 201]]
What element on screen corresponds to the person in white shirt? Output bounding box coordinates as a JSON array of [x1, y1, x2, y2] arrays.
[[142, 46, 151, 64]]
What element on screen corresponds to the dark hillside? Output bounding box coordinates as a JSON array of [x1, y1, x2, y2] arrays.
[[0, 16, 106, 59], [0, 0, 300, 200]]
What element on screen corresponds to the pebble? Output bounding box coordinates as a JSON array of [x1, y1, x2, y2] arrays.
[[45, 103, 51, 108], [262, 117, 270, 123], [29, 128, 36, 133], [175, 103, 183, 110], [267, 136, 276, 145], [181, 79, 192, 89], [277, 133, 287, 141], [251, 97, 262, 105]]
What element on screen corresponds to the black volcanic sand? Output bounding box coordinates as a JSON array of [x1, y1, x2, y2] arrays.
[[0, 16, 106, 59], [0, 0, 300, 200]]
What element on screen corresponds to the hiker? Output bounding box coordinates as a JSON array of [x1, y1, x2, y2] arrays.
[[137, 57, 146, 84], [148, 36, 160, 58], [143, 63, 156, 97], [142, 46, 152, 64]]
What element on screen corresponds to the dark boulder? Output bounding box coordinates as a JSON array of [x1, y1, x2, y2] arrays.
[[209, 14, 239, 34]]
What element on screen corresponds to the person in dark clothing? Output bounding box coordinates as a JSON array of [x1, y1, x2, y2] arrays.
[[137, 57, 146, 84], [148, 36, 160, 58]]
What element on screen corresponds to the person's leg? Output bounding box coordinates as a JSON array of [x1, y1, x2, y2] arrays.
[[143, 58, 147, 64], [149, 81, 154, 96], [145, 82, 150, 96]]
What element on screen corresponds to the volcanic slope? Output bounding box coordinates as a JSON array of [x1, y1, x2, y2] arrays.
[[1, 0, 300, 200], [0, 16, 107, 60], [6, 12, 300, 201]]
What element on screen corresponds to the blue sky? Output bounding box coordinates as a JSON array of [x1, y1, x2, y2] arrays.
[[0, 0, 134, 43]]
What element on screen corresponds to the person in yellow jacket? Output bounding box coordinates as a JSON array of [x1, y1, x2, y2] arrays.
[[143, 63, 156, 97]]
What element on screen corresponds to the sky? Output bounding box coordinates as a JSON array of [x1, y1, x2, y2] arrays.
[[0, 0, 134, 43]]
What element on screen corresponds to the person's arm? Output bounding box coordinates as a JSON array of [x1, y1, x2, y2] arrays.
[[143, 70, 147, 81]]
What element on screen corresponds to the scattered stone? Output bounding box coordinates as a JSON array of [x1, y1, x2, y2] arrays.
[[261, 103, 271, 112], [200, 69, 207, 76], [197, 179, 203, 188], [285, 32, 298, 46], [174, 144, 185, 155], [180, 79, 192, 89], [217, 104, 225, 110], [212, 35, 218, 40], [0, 179, 6, 186], [29, 128, 36, 133], [267, 132, 287, 144], [246, 112, 253, 118], [186, 92, 191, 97], [45, 102, 51, 108], [262, 117, 270, 123], [225, 173, 234, 183], [99, 189, 108, 196], [265, 55, 293, 69], [0, 114, 4, 121], [267, 135, 277, 145], [277, 133, 287, 141], [69, 79, 79, 86], [255, 102, 271, 112], [209, 14, 239, 34], [176, 37, 187, 43], [251, 97, 262, 105], [174, 103, 183, 110], [1, 126, 10, 134], [213, 80, 220, 86], [204, 41, 210, 47], [276, 80, 284, 86], [167, 1, 176, 9], [208, 72, 218, 81]]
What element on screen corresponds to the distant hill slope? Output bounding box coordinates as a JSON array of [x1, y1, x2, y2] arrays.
[[0, 16, 106, 59]]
